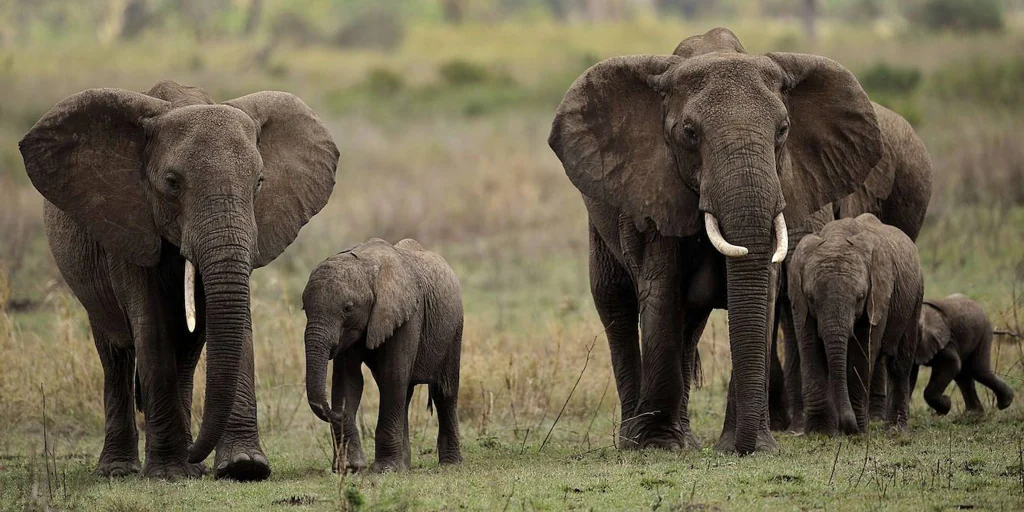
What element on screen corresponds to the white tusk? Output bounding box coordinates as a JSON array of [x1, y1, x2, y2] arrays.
[[704, 212, 748, 257], [185, 259, 196, 333], [771, 213, 789, 264]]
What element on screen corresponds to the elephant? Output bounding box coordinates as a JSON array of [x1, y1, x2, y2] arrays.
[[303, 238, 463, 473], [19, 81, 339, 479], [912, 294, 1014, 415], [548, 27, 887, 454], [788, 213, 924, 434], [772, 102, 933, 431]]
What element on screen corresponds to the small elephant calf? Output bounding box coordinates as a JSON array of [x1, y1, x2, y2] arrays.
[[913, 294, 1014, 415], [789, 214, 924, 435], [303, 238, 463, 473]]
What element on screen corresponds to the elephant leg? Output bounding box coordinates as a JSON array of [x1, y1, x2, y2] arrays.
[[175, 332, 204, 441], [589, 225, 641, 448], [885, 340, 916, 431], [846, 344, 872, 433], [800, 329, 835, 434], [955, 375, 983, 414], [404, 386, 414, 469], [432, 342, 462, 465], [868, 361, 888, 421], [969, 332, 1015, 410], [135, 321, 204, 479], [331, 353, 366, 473], [923, 348, 959, 415], [678, 307, 711, 449], [780, 300, 804, 432], [370, 380, 412, 472], [213, 332, 269, 481], [768, 300, 789, 431], [94, 327, 141, 477]]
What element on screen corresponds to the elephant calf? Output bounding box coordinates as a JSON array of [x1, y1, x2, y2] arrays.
[[913, 294, 1014, 415], [303, 238, 463, 473], [789, 213, 924, 435]]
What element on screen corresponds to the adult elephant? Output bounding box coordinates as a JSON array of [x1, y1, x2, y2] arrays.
[[548, 27, 884, 454], [19, 81, 339, 479], [771, 99, 933, 432]]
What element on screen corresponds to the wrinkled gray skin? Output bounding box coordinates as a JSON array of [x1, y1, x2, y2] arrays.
[[303, 239, 463, 473], [19, 81, 339, 480], [771, 102, 933, 432], [549, 27, 886, 454], [789, 214, 924, 435], [912, 294, 1014, 415]]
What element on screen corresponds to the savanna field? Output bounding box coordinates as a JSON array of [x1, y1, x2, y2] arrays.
[[1, 3, 1024, 510]]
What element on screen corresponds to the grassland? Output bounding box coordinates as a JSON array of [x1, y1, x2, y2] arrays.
[[1, 14, 1023, 511]]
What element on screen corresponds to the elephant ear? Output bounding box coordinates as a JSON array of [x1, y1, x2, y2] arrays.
[[769, 53, 884, 227], [788, 233, 823, 337], [673, 26, 746, 58], [549, 54, 700, 237], [19, 89, 171, 266], [847, 228, 893, 327], [225, 92, 340, 268], [366, 242, 420, 350], [916, 302, 952, 365]]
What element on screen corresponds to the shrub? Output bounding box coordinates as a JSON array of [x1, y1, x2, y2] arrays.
[[438, 59, 490, 86], [907, 0, 1004, 33], [931, 55, 1023, 109], [365, 67, 404, 96], [858, 62, 922, 97]]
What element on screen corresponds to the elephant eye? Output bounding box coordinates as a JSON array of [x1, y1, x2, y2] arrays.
[[342, 302, 354, 313], [680, 123, 699, 150], [776, 121, 789, 146], [164, 173, 182, 195], [255, 175, 265, 193]]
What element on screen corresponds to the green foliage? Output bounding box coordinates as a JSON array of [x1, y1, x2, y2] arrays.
[[931, 55, 1024, 109], [365, 67, 405, 96], [438, 59, 490, 87], [858, 62, 922, 96], [907, 0, 1004, 33], [333, 7, 405, 51]]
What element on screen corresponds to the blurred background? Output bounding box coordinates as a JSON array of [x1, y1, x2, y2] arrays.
[[0, 0, 1021, 476]]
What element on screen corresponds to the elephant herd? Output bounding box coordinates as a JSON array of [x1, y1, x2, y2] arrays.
[[18, 27, 1013, 480]]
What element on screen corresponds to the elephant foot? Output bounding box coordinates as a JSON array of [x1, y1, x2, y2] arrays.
[[214, 443, 270, 481], [927, 395, 951, 416], [369, 458, 407, 473], [96, 458, 141, 478], [713, 428, 779, 455], [142, 459, 206, 480], [333, 446, 368, 474], [787, 413, 806, 435], [438, 452, 463, 466], [624, 422, 696, 451], [997, 392, 1014, 410]]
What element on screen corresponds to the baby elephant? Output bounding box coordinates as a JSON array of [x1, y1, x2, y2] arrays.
[[789, 214, 923, 435], [303, 238, 463, 473], [913, 294, 1014, 415]]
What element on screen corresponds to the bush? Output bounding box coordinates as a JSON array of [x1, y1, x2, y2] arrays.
[[931, 55, 1023, 109], [365, 67, 404, 96], [907, 0, 1004, 33], [438, 59, 490, 86], [858, 62, 922, 97]]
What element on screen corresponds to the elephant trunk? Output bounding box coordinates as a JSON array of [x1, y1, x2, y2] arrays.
[[305, 319, 336, 424], [703, 135, 787, 454], [187, 249, 253, 463], [823, 325, 859, 434]]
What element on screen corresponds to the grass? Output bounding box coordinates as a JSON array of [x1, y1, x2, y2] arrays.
[[1, 14, 1024, 512]]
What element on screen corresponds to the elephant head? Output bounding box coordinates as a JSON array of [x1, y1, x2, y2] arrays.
[[789, 216, 894, 434], [549, 27, 882, 453], [19, 82, 339, 462], [302, 240, 420, 423]]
